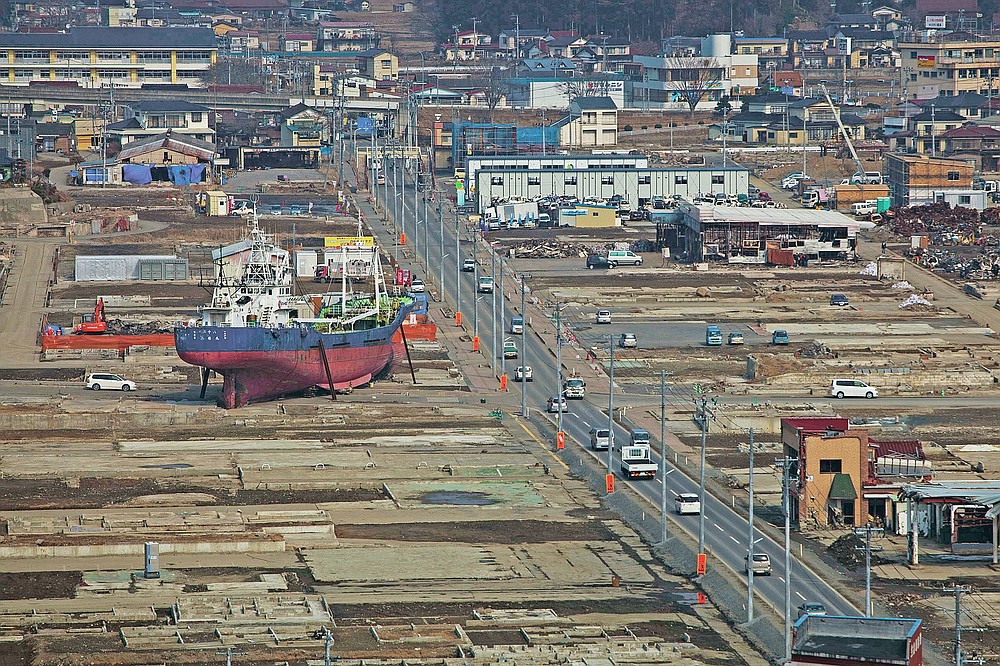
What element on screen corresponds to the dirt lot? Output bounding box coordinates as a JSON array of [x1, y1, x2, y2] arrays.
[[335, 519, 613, 544]]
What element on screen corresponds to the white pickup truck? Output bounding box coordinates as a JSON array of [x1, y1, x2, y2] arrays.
[[620, 444, 657, 479]]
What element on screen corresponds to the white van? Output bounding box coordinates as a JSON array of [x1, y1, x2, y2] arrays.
[[589, 427, 611, 450], [851, 171, 883, 185], [830, 379, 878, 399], [850, 201, 877, 216], [607, 250, 642, 267], [675, 493, 701, 515]]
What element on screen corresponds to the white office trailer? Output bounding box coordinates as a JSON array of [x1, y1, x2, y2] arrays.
[[465, 154, 649, 189], [474, 167, 750, 211]]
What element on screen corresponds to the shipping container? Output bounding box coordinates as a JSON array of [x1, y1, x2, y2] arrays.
[[138, 258, 189, 281]]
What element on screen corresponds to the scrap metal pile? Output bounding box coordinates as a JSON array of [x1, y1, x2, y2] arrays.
[[892, 203, 1000, 279]]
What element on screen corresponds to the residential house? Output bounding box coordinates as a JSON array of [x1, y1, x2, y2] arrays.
[[392, 1, 414, 11], [885, 153, 980, 209], [515, 58, 577, 79], [908, 109, 966, 155], [781, 417, 862, 528], [218, 0, 289, 19], [110, 100, 215, 146], [586, 35, 632, 72], [544, 34, 588, 59], [356, 49, 397, 81], [734, 36, 789, 72], [497, 28, 548, 58], [228, 30, 260, 53], [280, 33, 315, 52], [771, 71, 804, 96], [507, 75, 625, 109], [117, 131, 216, 165], [556, 96, 617, 147], [827, 13, 877, 30], [311, 63, 340, 96], [872, 5, 905, 31], [318, 21, 379, 52], [899, 35, 1000, 100], [213, 20, 241, 37], [33, 122, 75, 153], [280, 104, 329, 147], [442, 30, 497, 61], [942, 122, 1000, 171], [834, 28, 896, 68], [103, 0, 137, 27], [789, 30, 832, 68], [914, 92, 1000, 121]]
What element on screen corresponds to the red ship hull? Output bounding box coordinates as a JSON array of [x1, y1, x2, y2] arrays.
[[181, 342, 401, 408]]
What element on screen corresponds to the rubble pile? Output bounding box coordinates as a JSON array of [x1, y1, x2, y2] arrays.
[[914, 248, 1000, 279], [891, 281, 913, 290], [859, 262, 878, 277], [509, 239, 657, 259], [827, 533, 888, 569], [899, 294, 934, 309], [104, 319, 174, 335]]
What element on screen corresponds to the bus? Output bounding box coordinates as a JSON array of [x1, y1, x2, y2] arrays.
[[706, 325, 723, 346]]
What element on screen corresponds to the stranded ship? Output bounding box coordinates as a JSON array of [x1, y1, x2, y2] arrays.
[[174, 214, 413, 408]]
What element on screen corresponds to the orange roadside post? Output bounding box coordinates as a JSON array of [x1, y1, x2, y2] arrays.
[[472, 336, 480, 351], [400, 232, 406, 245], [696, 553, 707, 575], [605, 474, 615, 494], [455, 311, 462, 326], [556, 431, 565, 450], [499, 374, 508, 391]]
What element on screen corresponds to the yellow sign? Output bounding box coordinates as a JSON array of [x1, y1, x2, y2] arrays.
[[325, 236, 375, 248]]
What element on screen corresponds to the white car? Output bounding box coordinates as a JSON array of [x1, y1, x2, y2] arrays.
[[409, 278, 425, 293], [596, 310, 612, 324], [85, 373, 136, 392], [514, 365, 532, 382], [830, 379, 878, 399], [619, 333, 638, 348], [675, 493, 701, 515], [547, 395, 568, 413]]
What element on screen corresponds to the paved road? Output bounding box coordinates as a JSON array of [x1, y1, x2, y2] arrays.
[[0, 241, 54, 367], [355, 151, 861, 628]]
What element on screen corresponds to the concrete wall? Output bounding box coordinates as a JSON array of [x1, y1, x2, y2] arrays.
[[0, 188, 47, 227]]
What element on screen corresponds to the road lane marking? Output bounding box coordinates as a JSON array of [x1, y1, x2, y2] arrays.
[[778, 576, 785, 582], [729, 536, 739, 544], [795, 592, 806, 601], [582, 421, 591, 428], [514, 418, 570, 472], [714, 523, 725, 532], [670, 490, 678, 496], [570, 412, 579, 418]]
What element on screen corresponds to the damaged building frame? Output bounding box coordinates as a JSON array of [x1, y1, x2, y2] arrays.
[[672, 204, 869, 263]]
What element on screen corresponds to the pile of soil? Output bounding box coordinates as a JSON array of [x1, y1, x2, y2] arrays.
[[828, 532, 889, 570]]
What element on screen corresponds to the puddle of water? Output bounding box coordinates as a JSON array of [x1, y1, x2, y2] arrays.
[[419, 491, 495, 506], [139, 463, 193, 469]]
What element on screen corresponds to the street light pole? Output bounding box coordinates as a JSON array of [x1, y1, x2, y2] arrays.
[[660, 370, 670, 543], [499, 250, 506, 379], [696, 397, 712, 555], [781, 456, 794, 661], [473, 244, 479, 342], [607, 336, 614, 474]]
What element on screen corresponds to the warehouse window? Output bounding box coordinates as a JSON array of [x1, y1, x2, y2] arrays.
[[601, 175, 614, 185], [819, 459, 842, 474], [675, 174, 687, 184], [948, 171, 960, 180], [711, 175, 725, 185], [639, 175, 651, 184], [490, 176, 503, 185], [960, 195, 971, 204], [565, 175, 577, 185], [527, 175, 540, 185]]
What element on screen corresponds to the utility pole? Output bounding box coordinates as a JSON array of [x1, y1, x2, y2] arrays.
[[776, 455, 797, 661], [943, 585, 984, 666], [438, 201, 444, 301], [216, 647, 246, 666], [556, 302, 562, 441], [323, 627, 334, 666], [607, 335, 614, 474], [660, 371, 673, 544], [499, 250, 506, 379], [695, 397, 714, 555], [519, 274, 527, 417], [491, 247, 497, 374], [454, 207, 461, 323], [747, 427, 755, 623], [473, 243, 479, 344], [854, 524, 884, 617]]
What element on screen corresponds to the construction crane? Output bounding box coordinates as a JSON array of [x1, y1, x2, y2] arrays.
[[819, 83, 867, 181]]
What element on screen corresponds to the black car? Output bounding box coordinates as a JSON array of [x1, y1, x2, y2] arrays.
[[586, 255, 609, 269]]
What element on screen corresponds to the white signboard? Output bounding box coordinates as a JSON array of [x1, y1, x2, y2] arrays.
[[925, 15, 946, 29]]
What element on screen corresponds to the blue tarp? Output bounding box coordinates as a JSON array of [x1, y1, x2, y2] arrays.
[[122, 164, 152, 185], [168, 165, 192, 185], [190, 163, 206, 183]]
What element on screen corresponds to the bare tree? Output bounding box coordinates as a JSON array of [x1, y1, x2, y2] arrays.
[[662, 56, 724, 115], [480, 64, 510, 123]]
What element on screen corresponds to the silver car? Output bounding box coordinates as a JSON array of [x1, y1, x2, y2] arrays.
[[596, 310, 612, 324]]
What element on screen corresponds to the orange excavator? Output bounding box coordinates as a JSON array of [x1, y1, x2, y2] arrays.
[[73, 298, 108, 334]]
